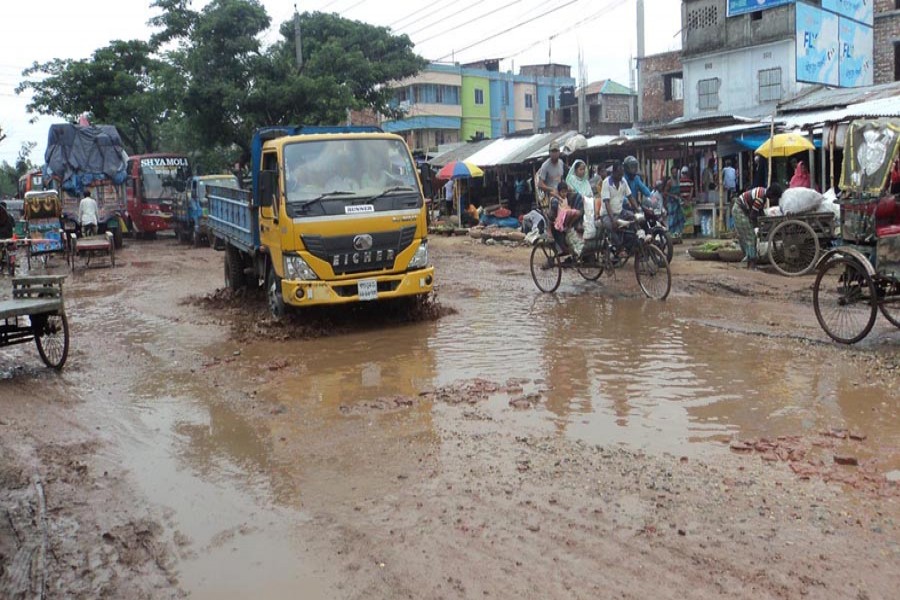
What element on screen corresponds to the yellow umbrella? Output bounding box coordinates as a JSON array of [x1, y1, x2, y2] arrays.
[[755, 133, 815, 158]]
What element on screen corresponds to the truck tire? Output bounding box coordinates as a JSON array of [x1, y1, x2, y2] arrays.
[[266, 265, 286, 320], [224, 246, 245, 290]]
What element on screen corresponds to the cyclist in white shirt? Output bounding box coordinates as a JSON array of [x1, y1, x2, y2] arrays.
[[599, 162, 633, 255]]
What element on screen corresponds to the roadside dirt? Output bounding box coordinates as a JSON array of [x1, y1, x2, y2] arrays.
[[1, 234, 898, 599]]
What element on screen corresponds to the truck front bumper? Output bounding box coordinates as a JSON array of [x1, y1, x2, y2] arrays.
[[282, 267, 435, 307]]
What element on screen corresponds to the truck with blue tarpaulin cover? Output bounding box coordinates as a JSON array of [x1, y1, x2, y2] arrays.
[[207, 125, 434, 318]]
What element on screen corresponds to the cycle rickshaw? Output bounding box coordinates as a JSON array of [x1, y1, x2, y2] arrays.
[[812, 118, 900, 343]]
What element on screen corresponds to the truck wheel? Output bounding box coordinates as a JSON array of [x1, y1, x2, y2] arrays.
[[224, 246, 245, 290], [266, 265, 286, 320]]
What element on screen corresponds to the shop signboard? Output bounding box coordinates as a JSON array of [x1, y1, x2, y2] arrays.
[[795, 2, 839, 86], [727, 0, 794, 17], [822, 0, 873, 26], [839, 17, 874, 87]]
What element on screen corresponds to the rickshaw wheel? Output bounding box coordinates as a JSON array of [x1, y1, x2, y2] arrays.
[[879, 278, 900, 329], [576, 248, 603, 281], [530, 242, 562, 293], [635, 244, 671, 300], [33, 313, 69, 370], [768, 220, 819, 276], [813, 256, 877, 344]]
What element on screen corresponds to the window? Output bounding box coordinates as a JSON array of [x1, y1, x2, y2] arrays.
[[548, 95, 555, 109], [697, 78, 720, 110], [502, 83, 509, 106], [435, 85, 443, 103], [895, 42, 900, 82], [664, 72, 684, 101], [758, 67, 782, 102], [525, 93, 533, 109], [750, 11, 762, 21], [474, 88, 484, 105]]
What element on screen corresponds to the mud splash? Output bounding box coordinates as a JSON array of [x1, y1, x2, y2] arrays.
[[186, 287, 455, 342]]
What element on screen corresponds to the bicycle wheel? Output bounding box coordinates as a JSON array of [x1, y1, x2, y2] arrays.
[[33, 313, 69, 369], [576, 247, 604, 281], [813, 257, 877, 344], [768, 219, 819, 276], [635, 244, 671, 300], [878, 277, 900, 329], [530, 242, 562, 293]]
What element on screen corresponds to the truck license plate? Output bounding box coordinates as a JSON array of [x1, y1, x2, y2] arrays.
[[358, 279, 378, 301]]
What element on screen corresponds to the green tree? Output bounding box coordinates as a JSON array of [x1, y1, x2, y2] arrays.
[[152, 1, 425, 164], [16, 40, 180, 154]]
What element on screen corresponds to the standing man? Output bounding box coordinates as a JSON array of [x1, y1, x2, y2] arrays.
[[78, 190, 99, 237], [536, 140, 566, 206], [722, 159, 737, 230], [443, 178, 455, 216]]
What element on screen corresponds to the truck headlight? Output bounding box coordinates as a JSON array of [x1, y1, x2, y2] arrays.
[[408, 241, 428, 270], [283, 254, 317, 280]]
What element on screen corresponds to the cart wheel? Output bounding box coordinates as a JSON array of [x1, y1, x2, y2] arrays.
[[530, 242, 562, 293], [576, 249, 604, 281], [635, 244, 671, 300], [266, 264, 286, 320], [813, 256, 877, 344], [33, 313, 69, 369], [878, 278, 900, 329], [768, 219, 819, 276]]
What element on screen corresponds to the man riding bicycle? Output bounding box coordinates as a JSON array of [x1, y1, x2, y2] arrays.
[[599, 162, 633, 257]]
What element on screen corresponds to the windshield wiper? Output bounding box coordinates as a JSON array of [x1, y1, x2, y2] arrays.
[[369, 185, 417, 202], [296, 190, 357, 210]]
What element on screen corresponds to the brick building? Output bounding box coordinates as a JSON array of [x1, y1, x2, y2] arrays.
[[874, 0, 900, 84], [638, 51, 684, 125]]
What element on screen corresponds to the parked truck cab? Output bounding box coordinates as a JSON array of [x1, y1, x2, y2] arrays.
[[174, 174, 239, 246], [208, 126, 434, 318]]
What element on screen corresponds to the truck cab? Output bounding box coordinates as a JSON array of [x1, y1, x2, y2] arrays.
[[208, 126, 434, 318], [174, 174, 239, 246]]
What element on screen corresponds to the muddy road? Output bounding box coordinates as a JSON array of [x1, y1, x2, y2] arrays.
[[1, 235, 899, 599]]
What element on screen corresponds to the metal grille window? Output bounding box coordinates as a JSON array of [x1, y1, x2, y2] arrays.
[[697, 78, 720, 111], [758, 67, 782, 102], [687, 5, 718, 30], [474, 88, 484, 105]]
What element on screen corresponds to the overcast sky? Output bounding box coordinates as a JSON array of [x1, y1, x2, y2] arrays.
[[0, 0, 682, 165]]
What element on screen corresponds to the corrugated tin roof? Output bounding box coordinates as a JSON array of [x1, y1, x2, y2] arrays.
[[524, 131, 581, 161], [777, 81, 900, 113], [776, 95, 900, 128], [464, 134, 546, 167], [428, 139, 495, 167], [578, 79, 636, 97], [646, 122, 768, 141]]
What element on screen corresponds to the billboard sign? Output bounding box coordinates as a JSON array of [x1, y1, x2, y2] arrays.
[[822, 0, 873, 26], [795, 2, 839, 86], [727, 0, 794, 17], [839, 17, 874, 87]]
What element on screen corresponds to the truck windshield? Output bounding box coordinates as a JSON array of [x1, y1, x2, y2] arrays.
[[283, 138, 421, 216], [140, 157, 191, 202]]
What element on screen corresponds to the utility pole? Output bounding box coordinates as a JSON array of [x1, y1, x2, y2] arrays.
[[294, 5, 303, 70], [636, 0, 645, 124]]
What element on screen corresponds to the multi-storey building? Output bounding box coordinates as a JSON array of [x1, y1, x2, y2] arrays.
[[382, 62, 575, 154], [874, 0, 900, 83]]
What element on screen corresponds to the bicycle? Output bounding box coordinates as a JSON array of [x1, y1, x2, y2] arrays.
[[530, 213, 671, 300]]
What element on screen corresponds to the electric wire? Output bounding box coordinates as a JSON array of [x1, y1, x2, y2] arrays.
[[431, 0, 587, 62], [388, 2, 435, 29], [415, 0, 526, 45], [399, 0, 484, 37]]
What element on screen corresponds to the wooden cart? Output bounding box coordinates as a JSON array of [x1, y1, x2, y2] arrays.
[[0, 276, 69, 369], [69, 231, 116, 270], [757, 211, 836, 276]]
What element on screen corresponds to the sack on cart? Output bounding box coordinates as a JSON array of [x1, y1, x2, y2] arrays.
[[779, 187, 823, 215]]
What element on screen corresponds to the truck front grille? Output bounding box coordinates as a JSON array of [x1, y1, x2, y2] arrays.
[[302, 226, 417, 275]]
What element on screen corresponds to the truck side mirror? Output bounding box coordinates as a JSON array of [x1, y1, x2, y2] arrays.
[[419, 164, 433, 198], [259, 170, 277, 207]]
